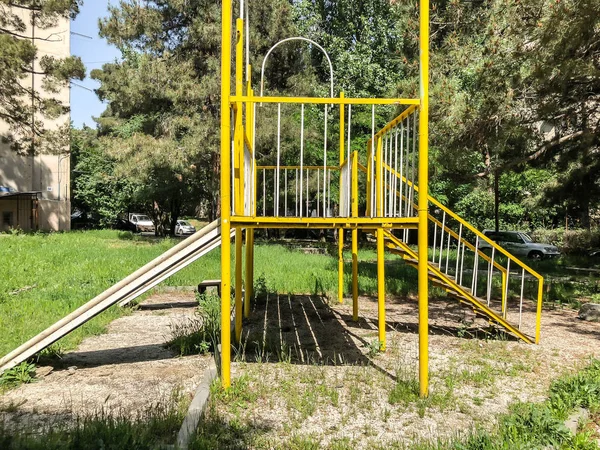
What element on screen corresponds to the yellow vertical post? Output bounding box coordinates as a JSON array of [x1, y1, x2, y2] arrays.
[[351, 152, 359, 321], [338, 230, 344, 303], [366, 141, 372, 216], [244, 84, 254, 318], [244, 229, 254, 317], [338, 92, 345, 304], [233, 18, 244, 344], [418, 0, 430, 398], [377, 227, 386, 351], [219, 0, 232, 389], [235, 228, 243, 342], [375, 137, 383, 216], [535, 278, 543, 344], [501, 271, 507, 319]]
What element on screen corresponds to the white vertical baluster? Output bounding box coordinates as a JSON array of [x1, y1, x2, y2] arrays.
[[519, 268, 525, 329], [455, 224, 463, 277], [487, 248, 495, 306], [262, 168, 266, 216], [306, 168, 309, 216], [284, 168, 288, 217], [439, 212, 446, 270], [504, 259, 511, 319], [276, 103, 281, 216], [317, 169, 320, 217], [445, 227, 451, 274], [399, 120, 404, 218], [323, 105, 328, 216], [299, 104, 304, 218], [459, 242, 466, 286], [472, 237, 480, 297], [371, 105, 375, 218], [432, 221, 438, 263]]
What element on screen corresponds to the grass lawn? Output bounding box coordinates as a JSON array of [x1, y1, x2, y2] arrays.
[[0, 230, 414, 358]]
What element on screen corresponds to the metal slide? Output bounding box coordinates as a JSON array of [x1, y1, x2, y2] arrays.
[[0, 219, 231, 373]]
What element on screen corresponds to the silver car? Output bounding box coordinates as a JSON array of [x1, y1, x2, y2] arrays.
[[479, 230, 560, 260], [174, 220, 196, 236]]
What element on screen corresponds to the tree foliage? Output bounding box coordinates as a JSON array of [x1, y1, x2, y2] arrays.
[[0, 0, 85, 154]]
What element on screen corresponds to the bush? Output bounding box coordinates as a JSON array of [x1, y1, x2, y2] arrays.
[[532, 229, 600, 255]]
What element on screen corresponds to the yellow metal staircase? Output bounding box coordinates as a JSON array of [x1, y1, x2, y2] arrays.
[[357, 106, 545, 345], [382, 229, 536, 343]]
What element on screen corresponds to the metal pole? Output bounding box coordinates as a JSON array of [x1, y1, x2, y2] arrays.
[[276, 103, 281, 216], [219, 0, 232, 389], [417, 0, 430, 397], [300, 104, 304, 217]]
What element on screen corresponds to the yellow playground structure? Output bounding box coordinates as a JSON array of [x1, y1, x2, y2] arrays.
[[0, 0, 544, 401], [218, 0, 544, 397]]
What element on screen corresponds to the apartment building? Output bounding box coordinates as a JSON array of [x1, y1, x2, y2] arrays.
[[0, 7, 71, 232]]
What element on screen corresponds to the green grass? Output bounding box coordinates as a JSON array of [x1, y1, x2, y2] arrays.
[[0, 396, 187, 449], [0, 230, 413, 359]]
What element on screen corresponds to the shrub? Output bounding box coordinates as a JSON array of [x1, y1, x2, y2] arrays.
[[531, 229, 600, 255]]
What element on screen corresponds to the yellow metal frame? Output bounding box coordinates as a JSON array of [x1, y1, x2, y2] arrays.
[[218, 0, 541, 400]]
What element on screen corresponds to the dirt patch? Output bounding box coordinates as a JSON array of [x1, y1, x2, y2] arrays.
[[214, 293, 600, 448], [0, 292, 210, 430]]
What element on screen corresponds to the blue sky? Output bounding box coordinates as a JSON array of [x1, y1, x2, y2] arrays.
[[70, 0, 121, 129]]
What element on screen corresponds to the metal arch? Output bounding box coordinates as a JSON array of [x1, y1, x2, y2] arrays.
[[260, 37, 334, 98]]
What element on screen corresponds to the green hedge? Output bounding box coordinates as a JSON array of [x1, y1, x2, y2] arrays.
[[532, 229, 600, 255]]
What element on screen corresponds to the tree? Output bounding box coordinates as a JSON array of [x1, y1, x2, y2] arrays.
[[0, 0, 85, 154], [71, 126, 139, 228], [91, 0, 317, 233]]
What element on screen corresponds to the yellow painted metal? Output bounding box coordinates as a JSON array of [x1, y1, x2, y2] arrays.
[[244, 82, 254, 318], [258, 165, 339, 170], [230, 216, 419, 228], [337, 92, 345, 305], [351, 152, 359, 321], [232, 95, 419, 105], [418, 0, 430, 398], [235, 228, 243, 343], [501, 271, 507, 319], [219, 0, 232, 389], [245, 229, 254, 318], [234, 19, 244, 216], [536, 278, 544, 344], [367, 104, 419, 148], [339, 92, 345, 167], [338, 230, 344, 304], [377, 228, 386, 351], [366, 140, 372, 216], [385, 231, 534, 344]]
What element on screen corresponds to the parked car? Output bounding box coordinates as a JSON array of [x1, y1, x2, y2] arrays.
[[479, 230, 560, 260], [174, 220, 196, 236], [113, 218, 136, 232], [128, 213, 155, 233]]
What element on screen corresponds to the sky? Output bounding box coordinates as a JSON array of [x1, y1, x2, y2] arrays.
[[70, 0, 121, 129]]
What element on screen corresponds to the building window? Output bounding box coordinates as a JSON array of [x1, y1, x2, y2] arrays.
[[2, 211, 13, 227]]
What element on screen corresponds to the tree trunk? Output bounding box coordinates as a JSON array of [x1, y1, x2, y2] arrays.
[[494, 169, 500, 232]]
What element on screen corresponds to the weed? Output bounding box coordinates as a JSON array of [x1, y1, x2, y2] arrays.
[[0, 362, 36, 388], [364, 339, 384, 357], [0, 397, 186, 449], [168, 293, 221, 355]]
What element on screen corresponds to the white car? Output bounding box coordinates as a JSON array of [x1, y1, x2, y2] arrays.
[[128, 214, 155, 233], [174, 220, 196, 236]]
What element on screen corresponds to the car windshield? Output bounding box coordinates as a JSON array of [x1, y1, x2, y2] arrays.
[[137, 215, 151, 221], [179, 221, 191, 226], [520, 233, 533, 243]]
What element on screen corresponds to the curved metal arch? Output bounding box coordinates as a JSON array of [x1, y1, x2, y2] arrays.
[[260, 37, 334, 98]]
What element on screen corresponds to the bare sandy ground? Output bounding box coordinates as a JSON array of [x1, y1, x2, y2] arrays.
[[219, 293, 600, 448], [0, 292, 210, 430]]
